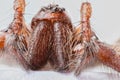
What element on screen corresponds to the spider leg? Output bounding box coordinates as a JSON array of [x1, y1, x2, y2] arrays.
[[96, 42, 120, 72], [0, 0, 31, 69], [73, 2, 120, 75], [0, 32, 6, 49], [73, 2, 99, 75]]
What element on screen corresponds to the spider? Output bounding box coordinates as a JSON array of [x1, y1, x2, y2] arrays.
[[0, 0, 120, 76]]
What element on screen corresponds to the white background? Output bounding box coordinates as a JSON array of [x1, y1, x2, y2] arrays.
[[0, 0, 120, 80], [0, 0, 120, 44]]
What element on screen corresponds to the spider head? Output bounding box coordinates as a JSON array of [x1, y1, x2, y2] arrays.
[[40, 4, 65, 13], [31, 4, 71, 30]]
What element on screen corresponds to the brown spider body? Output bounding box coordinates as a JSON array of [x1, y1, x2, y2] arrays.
[[28, 5, 73, 71], [0, 0, 120, 76]]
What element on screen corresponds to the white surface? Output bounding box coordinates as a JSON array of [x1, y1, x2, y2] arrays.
[[0, 64, 120, 80], [0, 0, 120, 80], [0, 65, 77, 80]]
